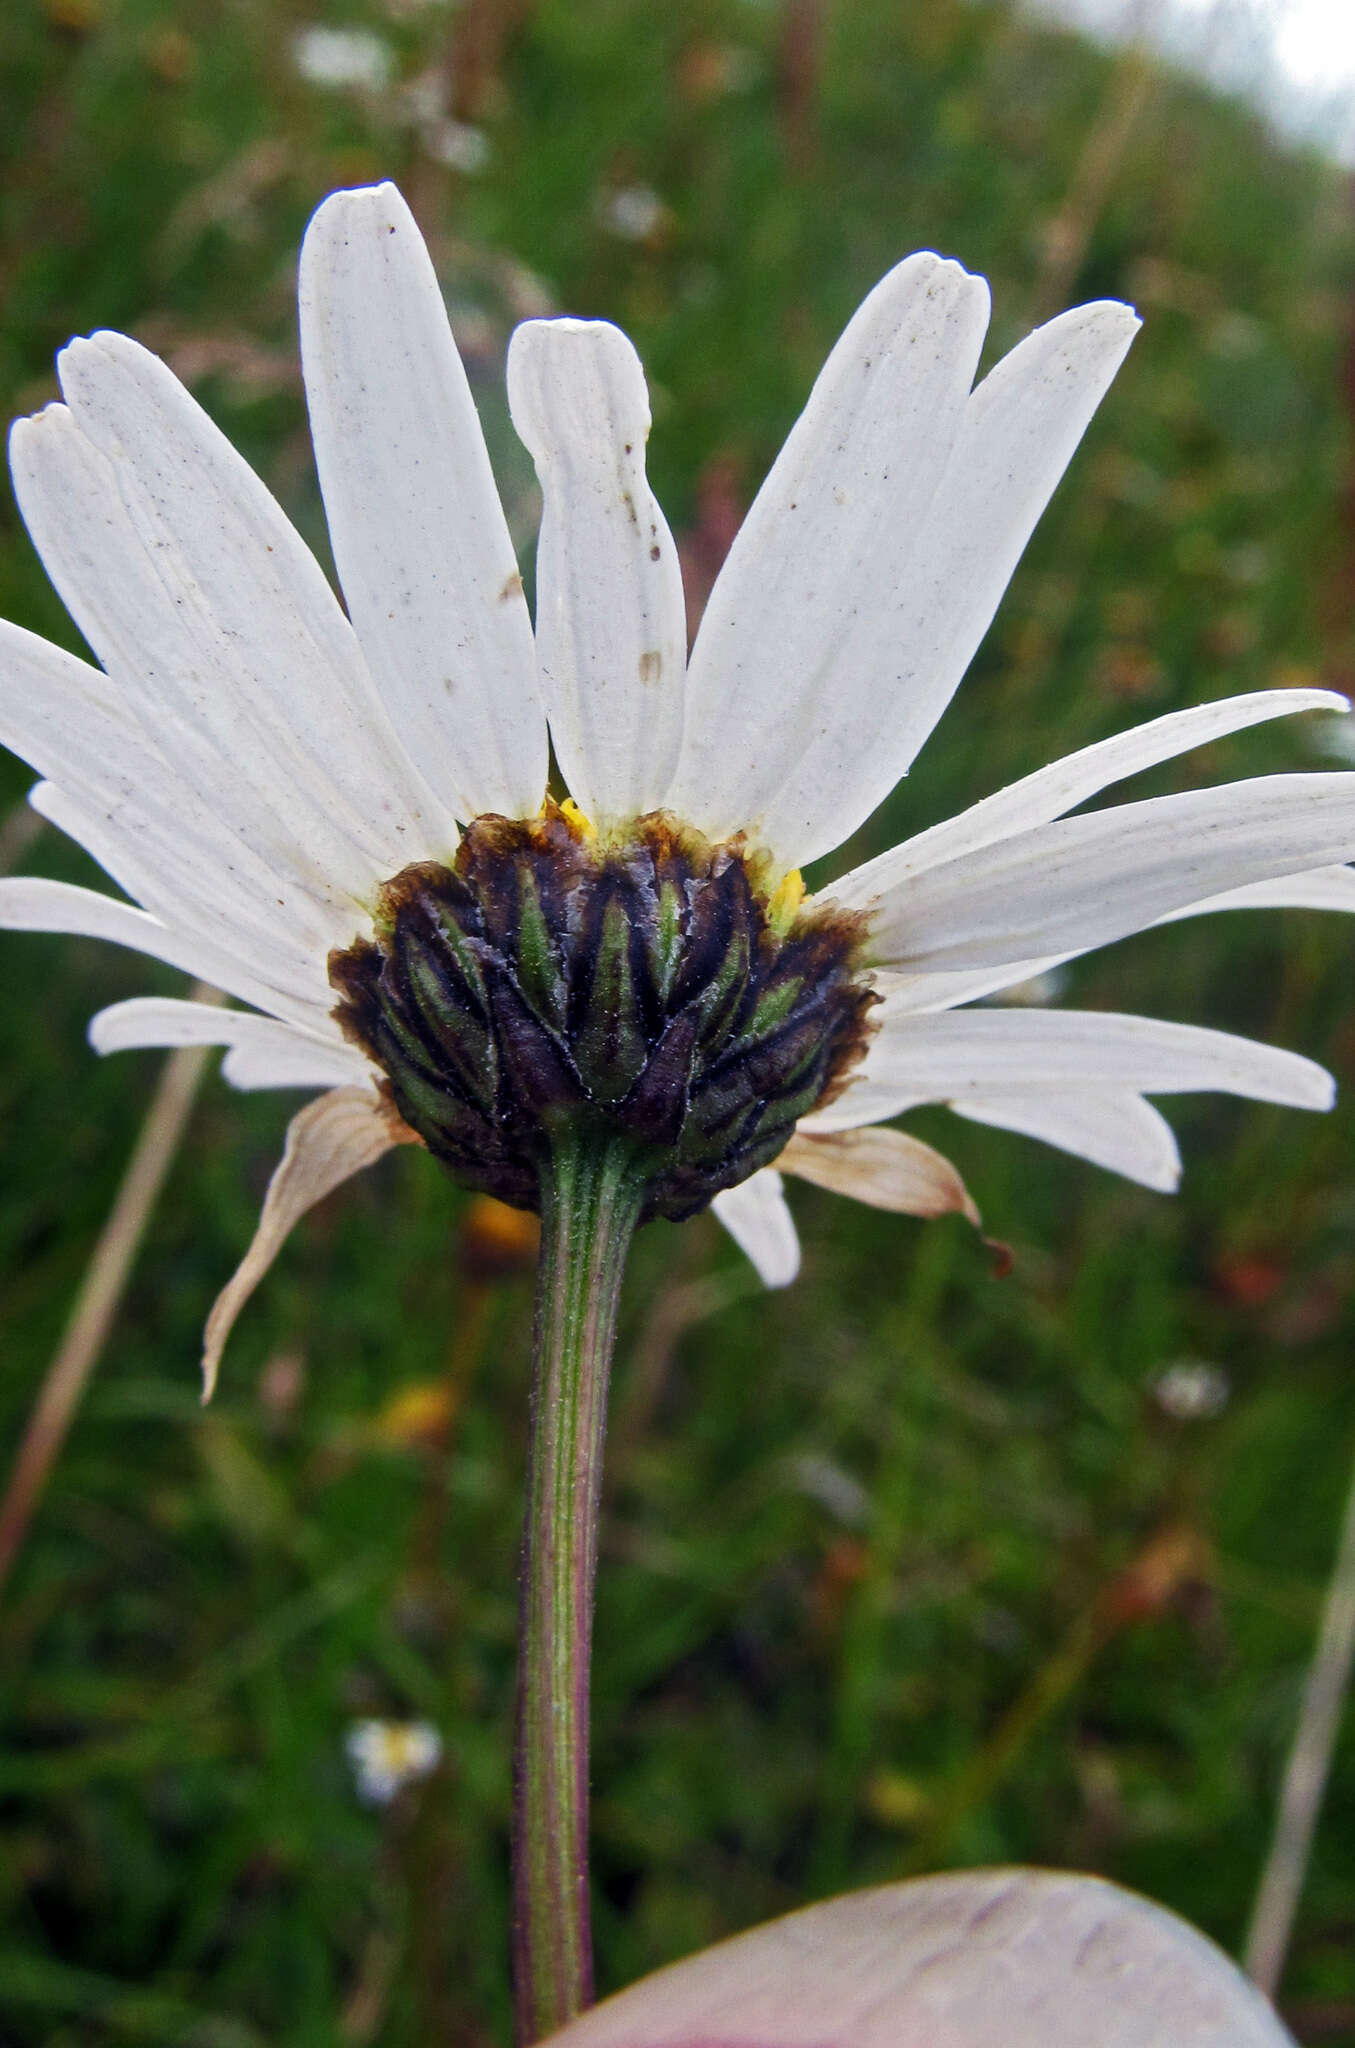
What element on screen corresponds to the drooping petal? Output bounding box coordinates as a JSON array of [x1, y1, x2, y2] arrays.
[[885, 686, 1348, 879], [87, 996, 367, 1090], [0, 875, 298, 1017], [665, 252, 991, 863], [808, 1007, 1333, 1133], [950, 1090, 1182, 1191], [827, 774, 1355, 972], [299, 183, 547, 824], [506, 317, 687, 824], [219, 1037, 376, 1093], [544, 1869, 1295, 2047], [779, 1125, 980, 1223], [710, 1169, 800, 1287], [202, 1087, 420, 1399], [30, 783, 336, 1028]]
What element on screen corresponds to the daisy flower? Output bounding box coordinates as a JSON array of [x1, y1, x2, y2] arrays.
[[3, 180, 1354, 1394], [345, 1717, 442, 1805]]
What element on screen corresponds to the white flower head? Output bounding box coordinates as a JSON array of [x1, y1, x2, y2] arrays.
[[600, 184, 667, 242], [1153, 1361, 1231, 1420], [3, 181, 1354, 1390], [293, 26, 394, 92], [345, 1717, 442, 1804]]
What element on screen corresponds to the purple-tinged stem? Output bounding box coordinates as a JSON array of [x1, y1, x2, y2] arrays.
[[512, 1127, 645, 2044]]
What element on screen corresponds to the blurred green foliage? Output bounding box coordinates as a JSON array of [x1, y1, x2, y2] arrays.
[[2, 0, 1354, 2041]]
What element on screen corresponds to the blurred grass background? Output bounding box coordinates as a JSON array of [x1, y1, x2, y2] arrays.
[[2, 0, 1354, 2041]]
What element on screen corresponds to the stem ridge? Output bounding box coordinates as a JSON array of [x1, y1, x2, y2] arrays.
[[512, 1127, 644, 2043]]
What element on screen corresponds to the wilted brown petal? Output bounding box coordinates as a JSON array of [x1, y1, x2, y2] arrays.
[[201, 1086, 419, 1399], [779, 1125, 980, 1226]]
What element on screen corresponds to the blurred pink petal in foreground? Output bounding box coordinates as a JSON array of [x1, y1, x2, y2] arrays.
[[545, 1870, 1293, 2047]]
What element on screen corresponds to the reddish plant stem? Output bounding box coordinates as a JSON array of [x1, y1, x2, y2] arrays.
[[511, 1128, 644, 2043]]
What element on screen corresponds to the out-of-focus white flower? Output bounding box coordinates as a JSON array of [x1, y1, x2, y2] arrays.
[[1153, 1361, 1231, 1420], [788, 1453, 871, 1528], [346, 1718, 442, 1804], [293, 26, 394, 91], [601, 185, 666, 241], [427, 118, 491, 174]]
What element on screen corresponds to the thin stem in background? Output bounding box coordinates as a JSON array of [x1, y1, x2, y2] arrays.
[[1244, 1426, 1355, 1997], [0, 799, 44, 876], [512, 1128, 644, 2044], [0, 981, 222, 1602], [1025, 3, 1160, 329]]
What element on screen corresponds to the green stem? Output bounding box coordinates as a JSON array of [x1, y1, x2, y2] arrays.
[[512, 1127, 645, 2044]]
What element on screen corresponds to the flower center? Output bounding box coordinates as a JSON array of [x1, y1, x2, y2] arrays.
[[329, 804, 876, 1220]]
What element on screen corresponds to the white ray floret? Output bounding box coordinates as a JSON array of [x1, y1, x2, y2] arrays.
[[873, 685, 1348, 880], [667, 286, 1140, 870], [710, 1172, 801, 1290], [507, 317, 687, 826], [1, 177, 1352, 1371], [300, 184, 548, 826], [87, 996, 370, 1092], [807, 1009, 1334, 1138], [946, 1091, 1183, 1193], [827, 775, 1355, 971]]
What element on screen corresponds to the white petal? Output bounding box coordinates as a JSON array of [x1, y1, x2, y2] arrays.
[[13, 350, 440, 900], [666, 252, 992, 864], [9, 406, 369, 905], [30, 782, 335, 1028], [545, 1869, 1296, 2047], [862, 956, 1068, 1016], [0, 623, 347, 1005], [220, 1037, 376, 1093], [506, 318, 686, 824], [299, 183, 547, 823], [853, 860, 1355, 1022], [710, 1170, 800, 1288], [950, 1090, 1182, 1191], [0, 875, 284, 1007], [828, 774, 1355, 971], [202, 1087, 419, 1398], [882, 687, 1348, 880], [1158, 861, 1355, 921], [809, 1007, 1333, 1132], [780, 1126, 980, 1222], [87, 994, 357, 1078]]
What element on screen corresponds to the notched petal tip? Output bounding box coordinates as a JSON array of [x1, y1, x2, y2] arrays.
[[302, 178, 416, 257], [872, 245, 992, 320], [9, 402, 74, 468], [55, 328, 150, 402], [506, 317, 651, 456], [200, 1085, 420, 1402]]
